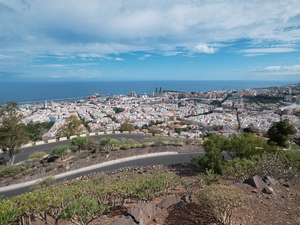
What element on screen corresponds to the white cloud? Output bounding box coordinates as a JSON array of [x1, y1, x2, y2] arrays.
[[193, 44, 215, 54], [1, 0, 300, 80], [241, 48, 296, 54], [1, 0, 300, 54], [247, 65, 300, 75], [0, 54, 13, 59], [139, 54, 151, 60]]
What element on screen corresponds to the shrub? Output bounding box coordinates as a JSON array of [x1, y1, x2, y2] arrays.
[[50, 145, 69, 160], [121, 143, 131, 150], [141, 141, 151, 148], [28, 151, 47, 159], [135, 143, 143, 148], [253, 152, 297, 179], [221, 158, 257, 182], [285, 149, 300, 171], [25, 157, 40, 163], [0, 199, 20, 225], [30, 176, 56, 191], [71, 136, 88, 151], [22, 168, 34, 176], [198, 148, 223, 174], [0, 165, 23, 178], [200, 169, 220, 186], [193, 184, 244, 225]]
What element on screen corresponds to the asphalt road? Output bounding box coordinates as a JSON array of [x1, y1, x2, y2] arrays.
[[1, 133, 149, 164], [1, 152, 204, 198]]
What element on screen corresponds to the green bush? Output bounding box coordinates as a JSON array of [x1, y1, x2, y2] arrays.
[[221, 158, 257, 182], [141, 141, 151, 148], [253, 152, 297, 179], [200, 169, 220, 186], [285, 149, 300, 171], [51, 145, 69, 160], [135, 143, 143, 148], [30, 176, 56, 191], [0, 199, 20, 225], [193, 184, 244, 225], [0, 165, 23, 178], [25, 157, 40, 163], [22, 168, 34, 176], [28, 151, 47, 159]]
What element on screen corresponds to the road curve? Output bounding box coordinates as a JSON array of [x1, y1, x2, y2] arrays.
[[0, 151, 205, 198], [1, 133, 150, 164]]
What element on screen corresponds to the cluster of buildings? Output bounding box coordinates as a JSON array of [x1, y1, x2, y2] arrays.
[[18, 83, 300, 140]]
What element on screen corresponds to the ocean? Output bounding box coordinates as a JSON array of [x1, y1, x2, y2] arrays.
[[0, 80, 296, 104]]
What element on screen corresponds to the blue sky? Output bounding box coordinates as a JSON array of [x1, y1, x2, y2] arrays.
[[0, 0, 300, 81]]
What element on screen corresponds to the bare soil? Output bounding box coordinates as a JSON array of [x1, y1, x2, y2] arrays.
[[25, 163, 300, 225], [6, 144, 300, 224]]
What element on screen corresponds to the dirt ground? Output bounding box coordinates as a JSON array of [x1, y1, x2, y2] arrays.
[[24, 166, 300, 225], [6, 144, 300, 225]]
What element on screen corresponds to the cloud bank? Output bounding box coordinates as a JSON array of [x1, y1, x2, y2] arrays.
[[0, 0, 300, 80]]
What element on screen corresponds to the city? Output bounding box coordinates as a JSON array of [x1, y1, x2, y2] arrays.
[[18, 83, 300, 143]]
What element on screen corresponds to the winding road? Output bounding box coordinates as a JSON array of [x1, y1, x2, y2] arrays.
[[0, 134, 206, 198], [1, 134, 148, 164]]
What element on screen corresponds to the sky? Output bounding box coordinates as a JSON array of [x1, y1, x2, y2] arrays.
[[0, 0, 300, 82]]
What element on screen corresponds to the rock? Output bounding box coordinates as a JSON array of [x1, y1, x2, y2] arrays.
[[263, 186, 274, 194], [156, 195, 181, 209], [232, 183, 251, 188], [78, 151, 91, 159], [244, 175, 267, 188], [128, 202, 161, 225], [181, 195, 192, 203], [263, 176, 278, 186], [282, 183, 290, 188], [110, 215, 136, 225], [41, 154, 50, 160]]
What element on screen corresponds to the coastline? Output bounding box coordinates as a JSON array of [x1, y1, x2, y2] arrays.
[[1, 80, 296, 104]]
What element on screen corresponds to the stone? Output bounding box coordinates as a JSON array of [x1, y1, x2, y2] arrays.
[[263, 176, 278, 186], [244, 175, 267, 188], [263, 186, 274, 194], [181, 195, 192, 203], [157, 195, 181, 209], [110, 215, 136, 225], [128, 202, 161, 225]]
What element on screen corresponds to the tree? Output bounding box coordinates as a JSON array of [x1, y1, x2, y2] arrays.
[[193, 184, 244, 225], [224, 133, 270, 159], [58, 115, 82, 138], [62, 196, 108, 225], [221, 157, 257, 182], [120, 119, 134, 132], [51, 145, 69, 160], [71, 137, 88, 151], [100, 137, 120, 151], [0, 198, 20, 225], [0, 102, 29, 165], [197, 133, 227, 173], [26, 121, 54, 141], [267, 119, 296, 147]]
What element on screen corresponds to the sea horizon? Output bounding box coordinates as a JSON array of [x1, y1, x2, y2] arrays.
[[0, 80, 297, 104]]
